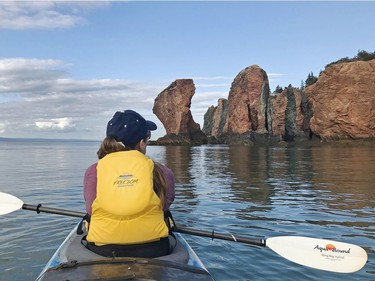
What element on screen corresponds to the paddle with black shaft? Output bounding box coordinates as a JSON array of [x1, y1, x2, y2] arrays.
[[0, 192, 368, 273]]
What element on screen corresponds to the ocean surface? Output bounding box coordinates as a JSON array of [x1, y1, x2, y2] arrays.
[[0, 139, 374, 281]]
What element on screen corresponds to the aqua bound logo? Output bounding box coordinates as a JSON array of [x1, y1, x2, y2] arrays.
[[314, 244, 351, 254], [113, 173, 139, 187]]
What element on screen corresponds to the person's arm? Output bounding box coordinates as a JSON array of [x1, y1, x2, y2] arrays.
[[163, 165, 175, 211], [156, 163, 175, 211], [83, 163, 97, 215]]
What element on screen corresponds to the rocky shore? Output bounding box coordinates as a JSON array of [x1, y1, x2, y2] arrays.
[[151, 59, 375, 146]]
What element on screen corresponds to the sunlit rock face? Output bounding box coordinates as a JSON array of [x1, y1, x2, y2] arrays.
[[226, 65, 271, 135], [158, 60, 375, 145], [153, 79, 207, 144], [305, 60, 375, 140]]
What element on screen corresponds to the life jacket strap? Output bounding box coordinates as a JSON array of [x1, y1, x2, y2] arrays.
[[164, 210, 176, 231], [77, 213, 91, 235]]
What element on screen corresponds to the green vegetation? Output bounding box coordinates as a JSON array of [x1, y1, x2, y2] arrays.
[[305, 72, 318, 87], [326, 49, 375, 68], [275, 85, 283, 93], [274, 49, 374, 92], [302, 49, 374, 89]]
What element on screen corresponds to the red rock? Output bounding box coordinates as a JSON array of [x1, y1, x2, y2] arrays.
[[153, 79, 207, 144], [271, 87, 312, 140], [226, 65, 270, 134], [203, 98, 228, 137], [305, 60, 375, 140]]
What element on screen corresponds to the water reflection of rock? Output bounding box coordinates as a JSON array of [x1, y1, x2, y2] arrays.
[[163, 146, 191, 182], [268, 143, 315, 188], [226, 142, 374, 224], [225, 145, 272, 223], [227, 144, 316, 221], [160, 143, 374, 227], [310, 143, 375, 211], [228, 146, 272, 203], [163, 146, 199, 210]]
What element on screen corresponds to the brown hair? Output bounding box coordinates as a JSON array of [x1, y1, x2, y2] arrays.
[[97, 137, 126, 159], [96, 136, 168, 208], [153, 163, 167, 208]]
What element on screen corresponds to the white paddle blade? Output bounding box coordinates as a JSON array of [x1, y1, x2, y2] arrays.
[[0, 192, 24, 215], [266, 236, 368, 273]]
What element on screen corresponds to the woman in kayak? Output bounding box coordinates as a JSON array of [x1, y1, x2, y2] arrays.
[[83, 109, 175, 258]]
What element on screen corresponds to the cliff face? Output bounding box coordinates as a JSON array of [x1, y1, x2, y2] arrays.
[[270, 87, 313, 141], [305, 60, 375, 140], [205, 66, 311, 143], [153, 79, 207, 144], [203, 60, 374, 143], [226, 65, 270, 134], [154, 60, 374, 145], [202, 98, 228, 137]]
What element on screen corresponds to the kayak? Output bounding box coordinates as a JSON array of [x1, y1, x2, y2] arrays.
[[0, 192, 369, 279], [35, 222, 215, 281]]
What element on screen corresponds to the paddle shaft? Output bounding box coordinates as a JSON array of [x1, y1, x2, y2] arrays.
[[175, 226, 265, 247], [22, 204, 86, 218], [22, 203, 265, 247]]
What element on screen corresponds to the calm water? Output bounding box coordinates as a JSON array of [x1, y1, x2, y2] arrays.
[[0, 139, 374, 281]]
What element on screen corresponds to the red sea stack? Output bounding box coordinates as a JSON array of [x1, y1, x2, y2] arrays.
[[153, 79, 206, 144], [227, 65, 270, 134]]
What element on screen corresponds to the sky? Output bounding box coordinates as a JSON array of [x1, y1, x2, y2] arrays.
[[0, 1, 374, 140]]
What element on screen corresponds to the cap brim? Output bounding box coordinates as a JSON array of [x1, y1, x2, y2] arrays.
[[146, 120, 157, 131]]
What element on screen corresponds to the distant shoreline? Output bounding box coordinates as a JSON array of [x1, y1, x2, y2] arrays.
[[0, 137, 100, 143]]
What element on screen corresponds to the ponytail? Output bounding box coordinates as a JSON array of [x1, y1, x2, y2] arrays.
[[97, 137, 127, 159]]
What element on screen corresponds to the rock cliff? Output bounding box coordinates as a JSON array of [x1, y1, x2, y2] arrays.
[[203, 60, 374, 144], [204, 66, 313, 144], [305, 60, 375, 140], [153, 79, 207, 145], [202, 98, 228, 138], [227, 65, 271, 134], [153, 59, 374, 145], [270, 86, 313, 141]]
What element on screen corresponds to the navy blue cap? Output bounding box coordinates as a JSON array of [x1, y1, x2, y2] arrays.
[[106, 110, 157, 146]]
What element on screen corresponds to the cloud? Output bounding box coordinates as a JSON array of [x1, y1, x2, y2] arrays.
[[0, 58, 226, 139], [0, 55, 288, 139], [192, 76, 233, 81], [0, 57, 289, 139], [0, 123, 5, 134], [35, 117, 75, 131], [0, 1, 107, 30], [268, 72, 286, 85], [0, 58, 68, 94], [0, 57, 166, 139]]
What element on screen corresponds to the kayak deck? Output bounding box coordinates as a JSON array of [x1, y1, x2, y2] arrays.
[[36, 223, 214, 280]]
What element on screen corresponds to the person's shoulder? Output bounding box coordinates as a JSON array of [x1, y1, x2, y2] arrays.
[[85, 163, 97, 174], [154, 162, 173, 174]]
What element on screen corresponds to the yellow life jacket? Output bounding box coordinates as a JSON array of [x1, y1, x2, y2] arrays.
[[86, 150, 169, 245]]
